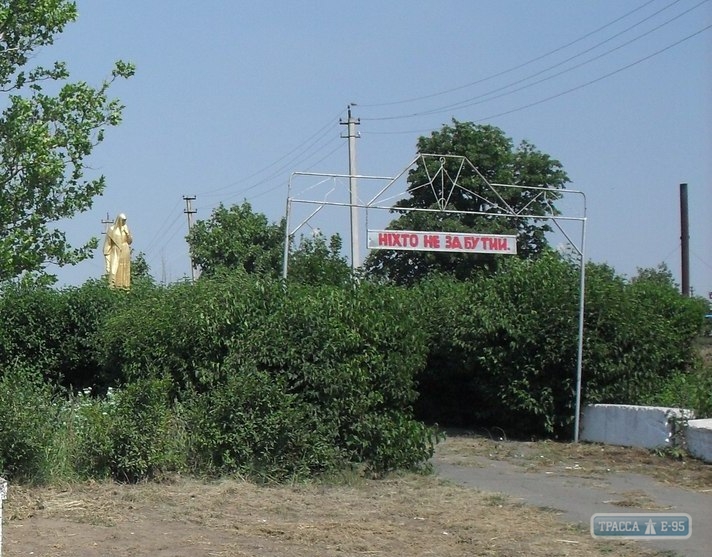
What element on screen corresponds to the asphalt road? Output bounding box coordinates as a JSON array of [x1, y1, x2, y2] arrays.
[[434, 454, 711, 557]]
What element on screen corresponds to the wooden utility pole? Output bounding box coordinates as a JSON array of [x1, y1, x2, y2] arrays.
[[183, 196, 198, 281]]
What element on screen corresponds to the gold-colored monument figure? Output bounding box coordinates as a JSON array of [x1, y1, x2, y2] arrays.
[[103, 213, 133, 288]]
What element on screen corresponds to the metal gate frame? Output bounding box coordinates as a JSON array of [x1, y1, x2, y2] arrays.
[[282, 154, 588, 441]]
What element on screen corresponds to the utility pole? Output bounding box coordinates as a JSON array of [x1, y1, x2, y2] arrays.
[[183, 195, 198, 281], [340, 104, 360, 270], [679, 183, 690, 297], [101, 212, 112, 234]]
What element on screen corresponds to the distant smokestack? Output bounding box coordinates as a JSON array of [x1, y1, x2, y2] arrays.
[[680, 183, 689, 297]]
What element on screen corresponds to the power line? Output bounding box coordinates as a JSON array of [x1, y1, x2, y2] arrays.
[[142, 198, 182, 255], [249, 140, 346, 202], [197, 109, 345, 198], [361, 22, 711, 135], [363, 0, 709, 122], [358, 0, 665, 108], [200, 131, 343, 208], [470, 23, 712, 123]]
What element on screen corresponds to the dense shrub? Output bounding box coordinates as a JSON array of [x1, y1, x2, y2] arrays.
[[582, 263, 707, 406], [0, 365, 58, 482], [181, 362, 342, 480], [0, 280, 153, 391], [415, 254, 580, 436], [75, 378, 185, 481], [0, 253, 706, 481], [642, 341, 712, 419], [414, 255, 708, 437], [97, 274, 436, 476]]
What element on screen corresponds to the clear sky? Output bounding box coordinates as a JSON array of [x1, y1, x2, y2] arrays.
[[40, 0, 711, 296]]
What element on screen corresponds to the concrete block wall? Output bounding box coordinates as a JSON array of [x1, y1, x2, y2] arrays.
[[685, 419, 712, 463], [580, 404, 693, 449]]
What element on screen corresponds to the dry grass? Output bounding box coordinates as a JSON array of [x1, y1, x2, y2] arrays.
[[4, 467, 673, 557]]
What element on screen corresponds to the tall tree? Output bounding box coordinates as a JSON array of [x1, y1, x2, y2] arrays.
[[0, 1, 134, 284], [288, 232, 351, 286], [187, 201, 352, 285], [364, 120, 569, 285], [187, 202, 285, 278]]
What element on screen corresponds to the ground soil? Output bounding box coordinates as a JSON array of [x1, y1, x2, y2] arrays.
[[4, 434, 709, 557]]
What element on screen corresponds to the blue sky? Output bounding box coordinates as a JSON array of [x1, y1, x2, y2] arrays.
[[41, 1, 711, 296]]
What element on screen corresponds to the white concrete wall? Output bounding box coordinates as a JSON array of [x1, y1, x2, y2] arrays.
[[580, 404, 693, 449], [685, 419, 712, 464]]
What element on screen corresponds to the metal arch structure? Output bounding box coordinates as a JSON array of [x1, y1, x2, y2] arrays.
[[282, 154, 588, 441]]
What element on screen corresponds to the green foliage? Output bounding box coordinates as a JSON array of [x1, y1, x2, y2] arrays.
[[0, 1, 134, 283], [97, 274, 436, 475], [76, 379, 185, 482], [188, 202, 353, 286], [364, 121, 569, 285], [646, 367, 712, 419], [415, 253, 580, 435], [641, 339, 712, 419], [181, 363, 341, 481], [414, 254, 707, 437], [0, 250, 706, 482], [288, 233, 352, 286], [187, 202, 285, 278], [0, 364, 58, 482], [0, 280, 136, 390], [582, 262, 706, 406], [130, 251, 154, 285], [242, 280, 432, 473], [631, 262, 678, 288]]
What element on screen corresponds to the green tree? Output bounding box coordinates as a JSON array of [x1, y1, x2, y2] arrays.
[[187, 202, 285, 278], [288, 233, 351, 286], [364, 121, 569, 285], [0, 1, 134, 284], [188, 201, 352, 284], [130, 251, 153, 285], [631, 262, 677, 288]]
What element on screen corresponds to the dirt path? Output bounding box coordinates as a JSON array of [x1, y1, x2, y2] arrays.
[[2, 435, 709, 556]]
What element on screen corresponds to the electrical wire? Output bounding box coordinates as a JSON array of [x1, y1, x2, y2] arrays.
[[362, 22, 711, 135], [197, 109, 345, 198], [470, 23, 711, 124], [358, 0, 665, 108], [198, 130, 343, 209], [363, 0, 709, 121]]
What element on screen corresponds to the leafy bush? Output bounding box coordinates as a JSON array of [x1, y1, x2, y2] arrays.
[[415, 253, 580, 436], [0, 280, 152, 391], [414, 255, 707, 438], [76, 379, 186, 482], [583, 263, 707, 406], [2, 250, 704, 482], [97, 274, 436, 475], [0, 365, 58, 482], [643, 358, 712, 419], [181, 362, 341, 481]]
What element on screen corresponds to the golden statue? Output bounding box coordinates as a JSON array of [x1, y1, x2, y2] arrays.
[[103, 213, 133, 288]]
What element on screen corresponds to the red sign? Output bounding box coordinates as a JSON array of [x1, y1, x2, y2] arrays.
[[367, 230, 517, 254]]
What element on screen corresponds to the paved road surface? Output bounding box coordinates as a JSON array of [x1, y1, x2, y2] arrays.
[[434, 454, 710, 557]]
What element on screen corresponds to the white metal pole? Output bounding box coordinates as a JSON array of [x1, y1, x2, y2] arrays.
[[574, 215, 587, 442], [282, 193, 292, 280]]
